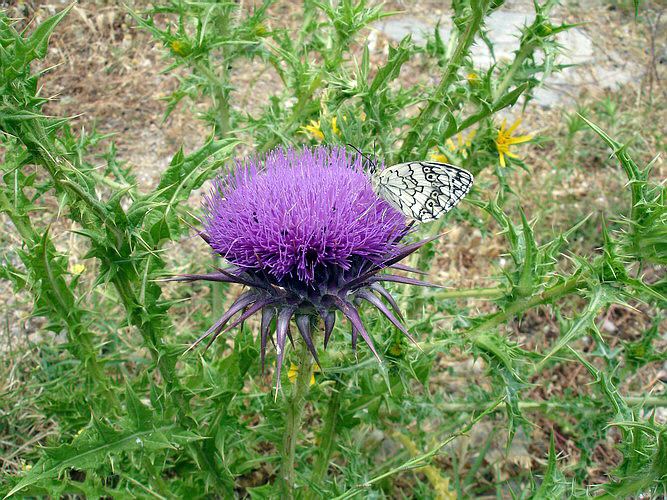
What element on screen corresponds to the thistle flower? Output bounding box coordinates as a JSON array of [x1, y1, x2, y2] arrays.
[[495, 118, 533, 167], [170, 146, 440, 389]]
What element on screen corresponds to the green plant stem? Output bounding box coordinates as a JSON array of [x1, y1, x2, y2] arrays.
[[0, 190, 105, 386], [310, 379, 345, 491], [436, 396, 667, 413], [399, 0, 490, 158], [280, 341, 314, 499], [492, 43, 533, 102], [422, 274, 587, 352], [432, 287, 506, 300], [446, 82, 529, 142], [195, 60, 231, 136], [333, 397, 505, 500]]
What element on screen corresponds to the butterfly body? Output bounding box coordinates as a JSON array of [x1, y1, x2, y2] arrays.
[[371, 161, 474, 223]]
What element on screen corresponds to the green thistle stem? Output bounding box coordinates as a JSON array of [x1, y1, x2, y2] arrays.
[[422, 274, 587, 352], [0, 190, 105, 386], [311, 379, 345, 490], [281, 340, 314, 499], [399, 0, 490, 158], [492, 43, 533, 102], [436, 396, 667, 413], [432, 287, 506, 300]]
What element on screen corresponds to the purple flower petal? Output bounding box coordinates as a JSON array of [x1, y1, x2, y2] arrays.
[[341, 235, 440, 292], [205, 299, 269, 350], [322, 309, 336, 348], [203, 147, 406, 284], [162, 272, 243, 284], [389, 263, 428, 275], [260, 307, 275, 372]]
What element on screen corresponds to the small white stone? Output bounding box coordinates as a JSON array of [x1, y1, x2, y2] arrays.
[[602, 319, 617, 333]]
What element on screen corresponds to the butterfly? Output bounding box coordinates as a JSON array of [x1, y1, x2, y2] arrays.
[[370, 160, 474, 223]]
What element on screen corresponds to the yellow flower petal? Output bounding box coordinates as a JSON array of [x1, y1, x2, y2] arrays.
[[300, 120, 324, 141], [494, 117, 532, 167], [331, 116, 340, 136], [71, 263, 85, 275], [506, 134, 533, 144], [288, 363, 298, 384], [288, 362, 317, 386], [430, 153, 449, 163], [507, 118, 522, 134]]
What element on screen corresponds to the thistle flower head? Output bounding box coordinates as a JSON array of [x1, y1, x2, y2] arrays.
[[494, 118, 533, 168], [204, 147, 405, 283], [171, 146, 441, 390]]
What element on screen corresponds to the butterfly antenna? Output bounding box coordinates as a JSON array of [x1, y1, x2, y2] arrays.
[[347, 143, 377, 173]]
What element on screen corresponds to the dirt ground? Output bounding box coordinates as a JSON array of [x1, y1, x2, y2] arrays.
[[1, 0, 665, 491]]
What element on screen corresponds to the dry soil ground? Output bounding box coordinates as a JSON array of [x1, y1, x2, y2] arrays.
[[1, 0, 665, 492]]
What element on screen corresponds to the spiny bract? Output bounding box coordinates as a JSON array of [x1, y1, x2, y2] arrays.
[[170, 146, 441, 389]]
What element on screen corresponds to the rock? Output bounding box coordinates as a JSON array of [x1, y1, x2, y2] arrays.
[[372, 6, 640, 108]]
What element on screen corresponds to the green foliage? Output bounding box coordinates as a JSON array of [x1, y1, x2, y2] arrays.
[[0, 1, 664, 499]]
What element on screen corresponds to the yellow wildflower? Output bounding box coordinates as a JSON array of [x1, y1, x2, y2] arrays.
[[287, 363, 319, 386], [429, 148, 449, 163], [467, 72, 480, 84], [71, 263, 85, 275], [430, 153, 449, 163], [169, 39, 191, 56], [430, 130, 477, 163], [301, 120, 324, 141], [301, 117, 342, 141], [495, 118, 533, 168], [331, 116, 340, 136]]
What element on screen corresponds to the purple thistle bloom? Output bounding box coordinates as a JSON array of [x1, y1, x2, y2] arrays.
[[169, 146, 441, 390], [204, 147, 405, 283]]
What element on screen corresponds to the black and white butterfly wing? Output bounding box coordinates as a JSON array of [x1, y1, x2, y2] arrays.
[[372, 161, 473, 223]]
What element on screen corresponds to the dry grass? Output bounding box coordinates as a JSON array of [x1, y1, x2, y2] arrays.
[[1, 0, 665, 490]]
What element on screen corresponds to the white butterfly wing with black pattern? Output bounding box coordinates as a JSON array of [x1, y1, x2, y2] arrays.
[[372, 161, 473, 223]]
